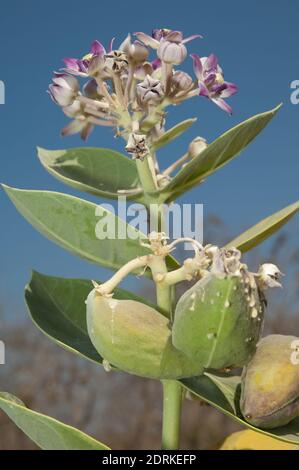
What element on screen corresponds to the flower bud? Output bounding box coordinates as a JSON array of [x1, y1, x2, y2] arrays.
[[121, 34, 149, 63], [86, 290, 202, 379], [134, 63, 153, 80], [49, 74, 79, 107], [188, 136, 208, 158], [171, 70, 193, 91], [137, 75, 164, 103], [240, 335, 299, 429], [62, 99, 83, 118], [158, 40, 187, 64], [83, 79, 100, 99]]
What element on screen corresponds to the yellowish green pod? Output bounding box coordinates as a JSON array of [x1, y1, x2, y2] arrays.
[[240, 334, 299, 429]]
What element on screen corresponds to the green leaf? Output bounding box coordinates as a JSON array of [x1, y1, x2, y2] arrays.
[[204, 372, 240, 413], [0, 392, 110, 450], [3, 185, 179, 272], [25, 271, 160, 364], [37, 147, 144, 202], [181, 374, 299, 446], [150, 118, 197, 151], [160, 105, 281, 201], [226, 201, 299, 252]]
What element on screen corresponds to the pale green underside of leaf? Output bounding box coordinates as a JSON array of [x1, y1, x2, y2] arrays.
[[37, 146, 144, 202], [158, 104, 281, 201], [25, 271, 160, 365], [0, 392, 110, 450], [226, 201, 299, 252], [150, 118, 197, 151], [2, 185, 179, 273], [181, 373, 299, 445]]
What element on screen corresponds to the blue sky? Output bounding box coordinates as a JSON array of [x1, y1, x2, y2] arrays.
[[0, 0, 298, 317]]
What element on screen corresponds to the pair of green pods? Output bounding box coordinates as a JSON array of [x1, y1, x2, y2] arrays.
[[87, 274, 299, 429], [86, 273, 264, 379]]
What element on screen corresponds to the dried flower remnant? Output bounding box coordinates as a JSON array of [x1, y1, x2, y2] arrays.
[[256, 263, 283, 289], [125, 133, 149, 160]]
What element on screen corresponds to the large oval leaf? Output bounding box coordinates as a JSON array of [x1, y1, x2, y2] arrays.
[[226, 201, 299, 252], [0, 392, 109, 450], [37, 147, 144, 202], [3, 185, 179, 272], [150, 118, 197, 152], [25, 271, 160, 364], [160, 105, 281, 201], [181, 373, 299, 446]]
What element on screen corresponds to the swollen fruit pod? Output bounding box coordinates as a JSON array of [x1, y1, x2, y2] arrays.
[[172, 272, 264, 370], [86, 289, 203, 380], [240, 334, 299, 429]]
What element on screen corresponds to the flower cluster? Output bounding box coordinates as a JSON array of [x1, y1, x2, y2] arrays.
[[48, 28, 237, 141]]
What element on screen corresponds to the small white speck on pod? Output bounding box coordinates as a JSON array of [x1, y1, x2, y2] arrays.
[[251, 307, 258, 318], [224, 300, 230, 308], [216, 291, 221, 297], [207, 333, 215, 340], [103, 359, 112, 372]]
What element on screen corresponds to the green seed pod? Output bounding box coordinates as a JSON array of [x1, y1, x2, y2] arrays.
[[240, 334, 299, 429], [86, 290, 203, 380], [172, 272, 264, 370]]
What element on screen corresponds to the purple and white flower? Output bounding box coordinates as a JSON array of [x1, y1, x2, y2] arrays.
[[48, 73, 79, 107], [135, 29, 201, 50], [63, 40, 106, 77], [158, 30, 202, 65], [135, 29, 201, 65], [191, 53, 237, 113]]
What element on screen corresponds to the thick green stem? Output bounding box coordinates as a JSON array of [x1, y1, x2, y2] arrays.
[[150, 255, 172, 318], [161, 380, 182, 450], [135, 156, 158, 193], [138, 128, 183, 450], [151, 226, 182, 451], [158, 275, 182, 449]]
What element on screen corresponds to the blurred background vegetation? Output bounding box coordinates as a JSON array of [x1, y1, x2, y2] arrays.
[[0, 216, 298, 450]]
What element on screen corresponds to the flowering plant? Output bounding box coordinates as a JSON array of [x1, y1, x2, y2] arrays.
[[1, 28, 299, 450]]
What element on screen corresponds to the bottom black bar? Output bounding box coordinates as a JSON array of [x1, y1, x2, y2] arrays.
[[0, 450, 297, 465]]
